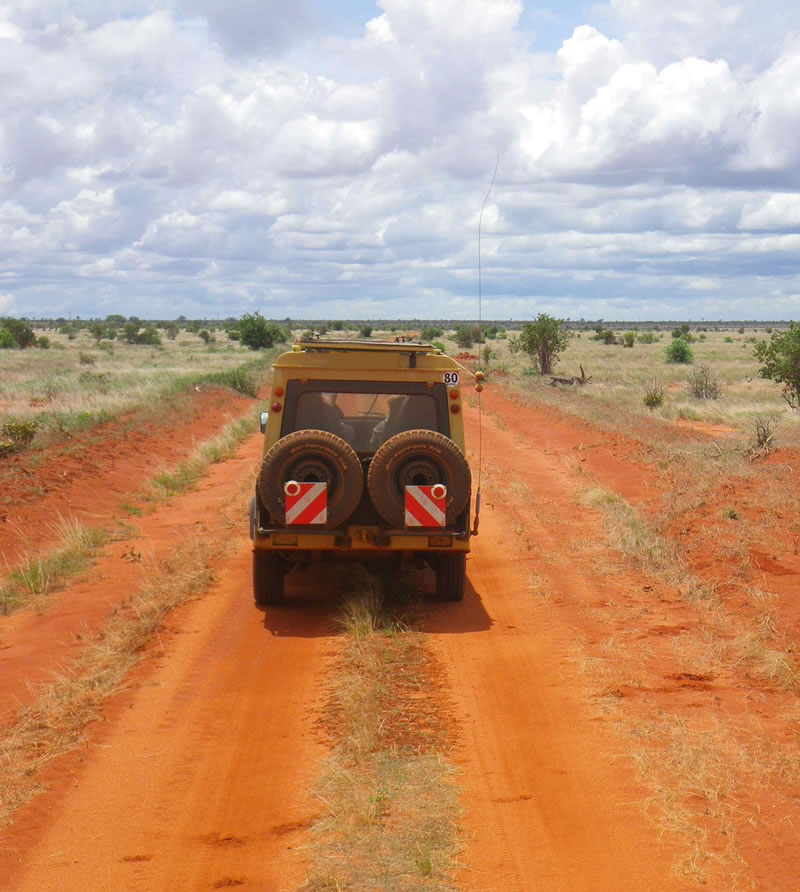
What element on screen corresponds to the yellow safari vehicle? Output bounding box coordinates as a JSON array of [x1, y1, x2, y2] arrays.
[[250, 338, 472, 605]]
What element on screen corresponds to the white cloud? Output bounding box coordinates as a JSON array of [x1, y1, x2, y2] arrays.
[[1, 0, 799, 320]]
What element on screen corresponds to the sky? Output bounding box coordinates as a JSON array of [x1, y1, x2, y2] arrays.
[[1, 0, 799, 322]]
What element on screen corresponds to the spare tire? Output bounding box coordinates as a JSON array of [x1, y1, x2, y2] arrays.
[[367, 429, 471, 528], [257, 429, 363, 529]]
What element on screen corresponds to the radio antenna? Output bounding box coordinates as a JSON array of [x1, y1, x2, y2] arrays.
[[472, 155, 498, 537]]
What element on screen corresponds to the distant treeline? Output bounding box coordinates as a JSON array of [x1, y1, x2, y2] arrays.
[[10, 315, 794, 331]]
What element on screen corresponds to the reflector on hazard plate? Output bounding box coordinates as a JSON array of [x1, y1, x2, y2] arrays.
[[284, 480, 327, 525], [404, 484, 446, 528]]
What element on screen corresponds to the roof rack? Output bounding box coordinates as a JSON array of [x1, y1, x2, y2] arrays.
[[294, 338, 434, 353]]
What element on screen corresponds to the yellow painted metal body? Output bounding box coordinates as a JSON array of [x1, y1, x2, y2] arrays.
[[256, 339, 470, 554]]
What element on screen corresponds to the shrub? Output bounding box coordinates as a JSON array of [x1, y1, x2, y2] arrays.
[[0, 418, 38, 457], [432, 341, 445, 353], [420, 325, 443, 341], [593, 327, 616, 344], [136, 326, 161, 346], [637, 332, 656, 344], [515, 313, 568, 375], [665, 338, 694, 364], [688, 365, 722, 400], [0, 328, 15, 349], [209, 367, 258, 397], [358, 324, 373, 339], [754, 322, 800, 410], [642, 379, 664, 409], [37, 335, 50, 349], [239, 312, 288, 350], [166, 323, 179, 340], [0, 317, 36, 348], [331, 320, 344, 331], [454, 325, 478, 349], [724, 336, 734, 343], [747, 414, 777, 458], [623, 331, 635, 348], [198, 329, 212, 344], [79, 351, 96, 365]]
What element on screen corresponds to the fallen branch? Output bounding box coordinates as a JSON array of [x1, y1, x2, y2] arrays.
[[549, 365, 592, 387]]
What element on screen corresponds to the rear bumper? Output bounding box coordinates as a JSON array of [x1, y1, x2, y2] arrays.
[[253, 525, 469, 553]]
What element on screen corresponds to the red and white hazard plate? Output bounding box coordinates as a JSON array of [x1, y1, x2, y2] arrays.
[[284, 480, 327, 525], [404, 484, 447, 528]]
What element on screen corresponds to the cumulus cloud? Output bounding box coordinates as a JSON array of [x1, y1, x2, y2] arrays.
[[1, 0, 799, 320]]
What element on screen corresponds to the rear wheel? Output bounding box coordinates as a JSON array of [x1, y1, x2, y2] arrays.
[[253, 549, 285, 606], [435, 552, 466, 602]]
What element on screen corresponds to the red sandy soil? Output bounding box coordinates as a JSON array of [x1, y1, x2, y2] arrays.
[[0, 385, 254, 567], [1, 385, 798, 889]]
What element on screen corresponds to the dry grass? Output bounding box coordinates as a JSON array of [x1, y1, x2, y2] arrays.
[[0, 536, 224, 828], [304, 567, 460, 891], [582, 487, 713, 601], [140, 410, 259, 502], [0, 330, 276, 451], [472, 327, 800, 449], [0, 517, 112, 615], [577, 486, 800, 882]]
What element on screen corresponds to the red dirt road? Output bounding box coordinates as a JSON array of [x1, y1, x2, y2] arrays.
[[2, 541, 330, 890], [6, 387, 790, 888]]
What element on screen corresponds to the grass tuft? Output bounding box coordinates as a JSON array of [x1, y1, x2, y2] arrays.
[[1, 518, 110, 614], [142, 412, 258, 501]]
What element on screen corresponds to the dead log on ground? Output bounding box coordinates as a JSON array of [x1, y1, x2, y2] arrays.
[[549, 365, 592, 387]]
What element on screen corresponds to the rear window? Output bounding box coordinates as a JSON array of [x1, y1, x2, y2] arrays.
[[283, 382, 448, 452]]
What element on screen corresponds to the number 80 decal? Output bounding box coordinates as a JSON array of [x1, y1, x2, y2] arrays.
[[443, 372, 460, 386]]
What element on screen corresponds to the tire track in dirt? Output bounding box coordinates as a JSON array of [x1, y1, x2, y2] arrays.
[[422, 400, 685, 890], [1, 530, 335, 890]]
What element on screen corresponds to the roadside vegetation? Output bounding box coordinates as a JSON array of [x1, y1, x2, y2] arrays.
[[447, 324, 799, 450], [0, 323, 284, 456], [1, 408, 262, 615], [0, 519, 112, 615]]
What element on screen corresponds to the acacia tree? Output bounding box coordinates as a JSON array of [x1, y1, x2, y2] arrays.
[[754, 322, 800, 410], [514, 313, 568, 375]]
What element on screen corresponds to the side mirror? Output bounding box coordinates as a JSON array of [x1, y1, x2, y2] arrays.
[[259, 411, 268, 433]]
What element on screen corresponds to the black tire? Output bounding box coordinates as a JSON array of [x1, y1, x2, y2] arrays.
[[435, 552, 466, 601], [367, 429, 471, 528], [253, 549, 285, 606], [257, 430, 363, 529]]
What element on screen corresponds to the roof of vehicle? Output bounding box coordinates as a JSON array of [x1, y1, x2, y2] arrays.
[[273, 338, 463, 374]]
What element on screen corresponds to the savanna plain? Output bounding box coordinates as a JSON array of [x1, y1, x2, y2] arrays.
[[0, 322, 798, 890]]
